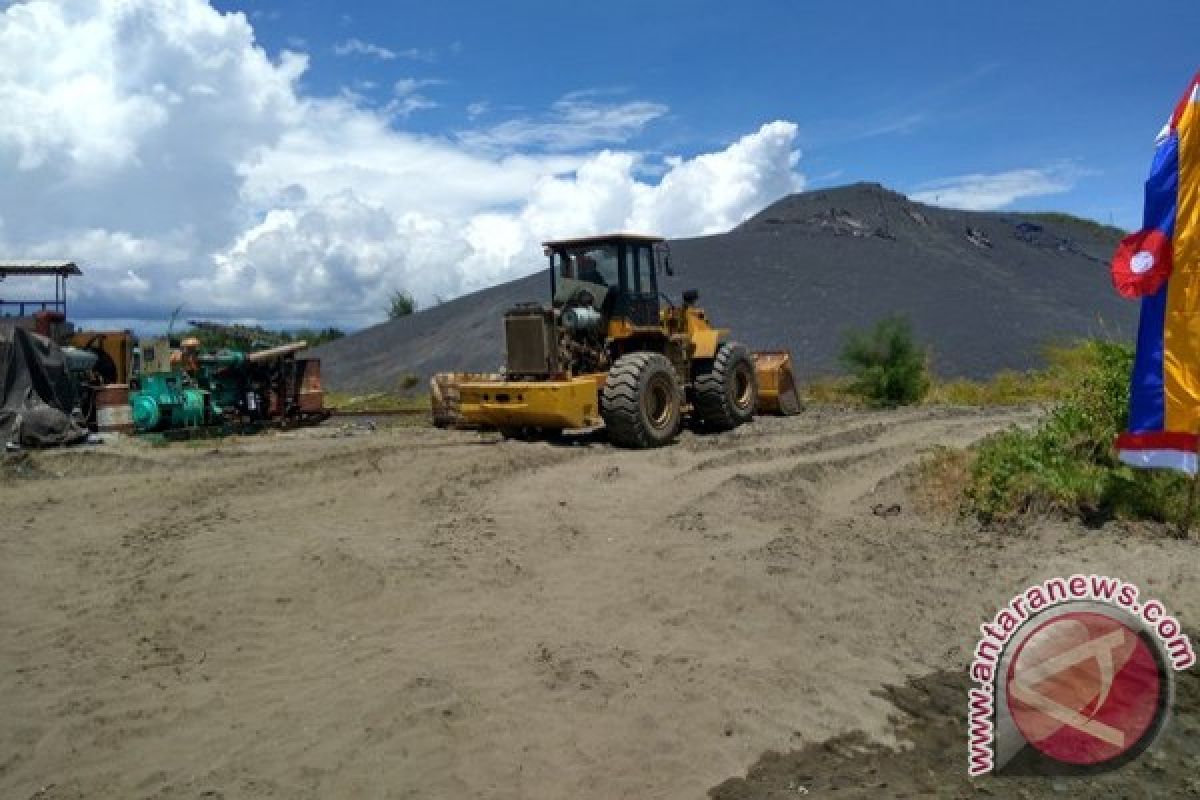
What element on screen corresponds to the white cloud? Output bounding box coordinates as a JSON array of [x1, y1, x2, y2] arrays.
[[633, 121, 803, 235], [395, 47, 436, 63], [393, 78, 440, 95], [910, 166, 1084, 211], [459, 91, 670, 152], [0, 0, 803, 328], [333, 38, 396, 61], [388, 77, 441, 117], [466, 101, 489, 119], [334, 39, 435, 63], [215, 121, 803, 321], [853, 113, 925, 140]]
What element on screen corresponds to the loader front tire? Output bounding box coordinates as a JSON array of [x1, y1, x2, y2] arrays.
[[602, 352, 681, 448], [693, 342, 757, 431]]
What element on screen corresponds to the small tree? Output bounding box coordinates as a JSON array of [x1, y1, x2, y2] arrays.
[[840, 315, 929, 408], [388, 290, 417, 319]]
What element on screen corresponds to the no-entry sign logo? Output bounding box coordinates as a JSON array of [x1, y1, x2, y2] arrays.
[[1005, 610, 1166, 766], [967, 575, 1193, 776]]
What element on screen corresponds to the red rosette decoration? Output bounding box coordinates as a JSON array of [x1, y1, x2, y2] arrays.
[[1112, 228, 1173, 298]]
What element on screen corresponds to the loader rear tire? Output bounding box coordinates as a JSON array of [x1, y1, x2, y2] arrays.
[[602, 352, 681, 448], [693, 342, 757, 431]]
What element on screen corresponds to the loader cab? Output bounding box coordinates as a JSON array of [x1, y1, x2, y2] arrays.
[[545, 234, 666, 328]]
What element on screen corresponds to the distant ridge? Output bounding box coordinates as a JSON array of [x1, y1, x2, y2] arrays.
[[313, 182, 1134, 391]]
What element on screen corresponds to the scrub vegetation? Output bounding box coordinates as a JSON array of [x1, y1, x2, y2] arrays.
[[934, 340, 1195, 529], [925, 342, 1113, 406], [805, 340, 1126, 409], [182, 324, 345, 350]]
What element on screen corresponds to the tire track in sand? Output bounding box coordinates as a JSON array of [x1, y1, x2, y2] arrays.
[[483, 405, 1038, 528]]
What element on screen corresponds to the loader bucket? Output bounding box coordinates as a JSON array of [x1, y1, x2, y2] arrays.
[[431, 372, 500, 428], [753, 351, 802, 416]]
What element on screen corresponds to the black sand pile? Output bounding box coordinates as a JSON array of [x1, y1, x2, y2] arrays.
[[314, 183, 1133, 391]]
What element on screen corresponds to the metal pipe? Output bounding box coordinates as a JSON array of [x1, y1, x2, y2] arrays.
[[245, 341, 308, 363]]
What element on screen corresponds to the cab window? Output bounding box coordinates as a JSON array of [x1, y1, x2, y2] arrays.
[[557, 245, 618, 287], [632, 244, 656, 297]]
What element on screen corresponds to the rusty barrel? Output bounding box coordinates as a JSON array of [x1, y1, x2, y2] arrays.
[[96, 383, 134, 434], [296, 358, 326, 413]]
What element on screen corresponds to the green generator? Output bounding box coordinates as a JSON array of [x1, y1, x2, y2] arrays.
[[129, 338, 208, 432]]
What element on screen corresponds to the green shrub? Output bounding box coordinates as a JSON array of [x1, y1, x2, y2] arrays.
[[388, 290, 417, 319], [963, 340, 1194, 527], [839, 316, 930, 408]]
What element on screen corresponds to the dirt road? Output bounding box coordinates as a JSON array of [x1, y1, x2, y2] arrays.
[[2, 407, 1196, 798]]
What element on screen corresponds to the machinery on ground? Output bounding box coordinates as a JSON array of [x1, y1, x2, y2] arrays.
[[453, 233, 799, 448], [0, 261, 133, 429], [129, 337, 207, 432], [0, 261, 329, 438], [67, 330, 135, 385], [129, 336, 328, 434]]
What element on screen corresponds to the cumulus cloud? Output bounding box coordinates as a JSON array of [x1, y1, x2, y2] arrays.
[[216, 122, 803, 321], [910, 165, 1084, 211], [0, 0, 803, 328]]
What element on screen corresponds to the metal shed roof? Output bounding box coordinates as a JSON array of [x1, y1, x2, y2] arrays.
[[0, 260, 82, 277]]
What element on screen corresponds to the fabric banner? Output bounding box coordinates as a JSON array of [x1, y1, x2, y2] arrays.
[[1113, 71, 1200, 474]]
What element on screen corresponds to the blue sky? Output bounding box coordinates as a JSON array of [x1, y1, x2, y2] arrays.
[[220, 0, 1199, 230], [2, 0, 1197, 328]]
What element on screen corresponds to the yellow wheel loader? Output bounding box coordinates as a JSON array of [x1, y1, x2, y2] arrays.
[[454, 233, 798, 448]]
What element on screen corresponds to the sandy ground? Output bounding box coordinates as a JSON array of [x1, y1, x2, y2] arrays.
[[2, 406, 1197, 799]]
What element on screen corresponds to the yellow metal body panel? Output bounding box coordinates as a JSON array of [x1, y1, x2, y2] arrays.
[[68, 330, 135, 384], [657, 304, 720, 357], [606, 318, 669, 341], [607, 303, 728, 361], [607, 318, 635, 339], [458, 374, 604, 429], [753, 350, 802, 415], [690, 328, 720, 359]]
